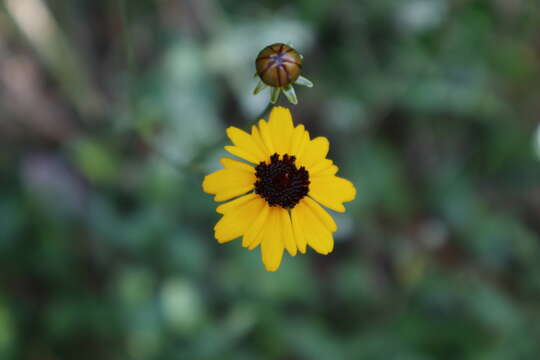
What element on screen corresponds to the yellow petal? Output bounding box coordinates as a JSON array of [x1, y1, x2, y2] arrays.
[[225, 127, 266, 164], [220, 157, 255, 172], [278, 208, 297, 256], [224, 145, 259, 164], [297, 137, 329, 169], [202, 168, 255, 202], [243, 203, 270, 248], [258, 119, 275, 155], [291, 204, 307, 254], [251, 125, 270, 159], [268, 106, 294, 155], [309, 159, 338, 177], [295, 200, 334, 255], [289, 124, 308, 157], [303, 197, 337, 232], [260, 207, 285, 271], [309, 176, 356, 212], [216, 193, 257, 214], [306, 226, 334, 255], [248, 228, 264, 250], [214, 196, 266, 243]]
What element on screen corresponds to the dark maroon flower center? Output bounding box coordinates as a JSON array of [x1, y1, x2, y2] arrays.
[[254, 153, 310, 209]]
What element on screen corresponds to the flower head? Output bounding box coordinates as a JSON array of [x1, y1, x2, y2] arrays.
[[203, 106, 356, 271]]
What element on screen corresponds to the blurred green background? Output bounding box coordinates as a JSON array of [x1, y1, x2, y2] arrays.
[[1, 0, 540, 359]]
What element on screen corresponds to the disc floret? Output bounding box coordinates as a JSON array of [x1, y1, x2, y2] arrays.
[[254, 153, 310, 209]]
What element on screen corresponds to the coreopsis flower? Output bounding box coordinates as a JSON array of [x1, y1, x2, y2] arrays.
[[203, 106, 356, 271]]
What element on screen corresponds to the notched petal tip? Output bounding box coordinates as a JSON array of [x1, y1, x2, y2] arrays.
[[268, 106, 293, 127], [269, 105, 289, 112], [264, 264, 279, 272], [348, 180, 357, 201], [261, 249, 284, 271], [309, 175, 356, 213], [202, 174, 215, 195], [225, 126, 241, 138]]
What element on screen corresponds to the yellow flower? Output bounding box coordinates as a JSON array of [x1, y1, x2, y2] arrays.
[[202, 106, 356, 271]]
